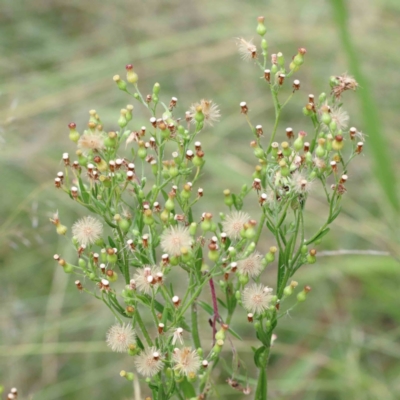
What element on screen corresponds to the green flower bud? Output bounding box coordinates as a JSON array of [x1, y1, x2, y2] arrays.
[[68, 122, 80, 143], [271, 64, 278, 74], [277, 52, 285, 68], [238, 274, 249, 285], [126, 105, 133, 121], [303, 106, 312, 116], [113, 75, 127, 91], [297, 286, 311, 302], [137, 147, 147, 160], [321, 108, 331, 125], [78, 258, 86, 269], [235, 290, 241, 300], [170, 255, 180, 266], [107, 270, 118, 282], [319, 92, 327, 103], [332, 135, 344, 151], [143, 210, 154, 226], [244, 227, 256, 240], [293, 47, 306, 66], [256, 16, 267, 36], [208, 248, 219, 262], [265, 246, 277, 263], [223, 189, 234, 207], [125, 64, 138, 84], [120, 370, 135, 381], [118, 112, 127, 128], [279, 160, 290, 177], [153, 82, 160, 95], [165, 197, 175, 212], [63, 263, 74, 274], [219, 280, 227, 290], [281, 141, 291, 157], [193, 155, 204, 167], [56, 224, 68, 235], [254, 147, 265, 159], [228, 246, 237, 257], [189, 222, 197, 236]]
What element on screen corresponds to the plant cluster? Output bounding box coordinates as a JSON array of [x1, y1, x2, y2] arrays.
[[49, 16, 363, 400]]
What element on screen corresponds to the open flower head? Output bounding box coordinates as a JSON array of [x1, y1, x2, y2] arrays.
[[222, 211, 250, 240], [160, 225, 192, 256], [77, 132, 105, 155], [72, 216, 103, 246], [189, 99, 220, 127], [236, 38, 257, 61], [172, 347, 201, 377], [242, 283, 274, 315], [134, 347, 163, 377], [106, 323, 136, 353], [133, 266, 161, 294], [237, 252, 263, 278]]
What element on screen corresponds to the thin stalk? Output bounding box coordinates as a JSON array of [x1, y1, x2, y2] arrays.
[[135, 309, 153, 346]]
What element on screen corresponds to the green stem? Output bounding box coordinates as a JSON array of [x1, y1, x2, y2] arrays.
[[254, 212, 266, 245], [135, 309, 153, 346]]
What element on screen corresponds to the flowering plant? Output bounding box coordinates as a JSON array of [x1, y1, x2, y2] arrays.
[[49, 16, 363, 400]]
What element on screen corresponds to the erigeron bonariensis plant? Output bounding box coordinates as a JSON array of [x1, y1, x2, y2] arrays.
[[50, 16, 364, 400]]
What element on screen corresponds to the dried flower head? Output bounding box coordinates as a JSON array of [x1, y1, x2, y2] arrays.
[[172, 347, 201, 377], [236, 38, 257, 61], [133, 266, 161, 294], [242, 283, 274, 315], [72, 216, 103, 246], [291, 171, 314, 194], [160, 225, 193, 256], [332, 73, 358, 99], [77, 133, 105, 155], [189, 99, 221, 127], [134, 347, 163, 377], [222, 211, 250, 240], [314, 157, 326, 170], [106, 323, 136, 353], [237, 252, 263, 277]]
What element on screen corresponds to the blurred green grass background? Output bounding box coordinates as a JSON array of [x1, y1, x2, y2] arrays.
[[1, 0, 400, 399]]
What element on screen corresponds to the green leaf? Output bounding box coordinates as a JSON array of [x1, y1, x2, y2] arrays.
[[78, 176, 90, 204], [217, 298, 227, 310], [266, 220, 276, 234], [227, 326, 243, 341], [232, 194, 243, 210], [253, 345, 267, 368], [197, 300, 214, 315], [328, 207, 341, 223], [179, 378, 196, 398], [108, 236, 117, 248]]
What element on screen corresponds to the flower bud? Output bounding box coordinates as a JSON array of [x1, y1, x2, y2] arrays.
[[297, 285, 311, 302], [332, 135, 344, 151], [68, 122, 80, 143], [125, 64, 138, 84], [256, 16, 267, 36], [265, 246, 277, 263], [120, 370, 135, 381], [113, 75, 128, 91], [153, 82, 160, 95]]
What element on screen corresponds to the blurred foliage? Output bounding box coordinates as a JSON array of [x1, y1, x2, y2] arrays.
[[1, 0, 400, 399]]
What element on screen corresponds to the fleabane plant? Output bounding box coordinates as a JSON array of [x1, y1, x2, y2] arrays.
[[50, 16, 364, 400]]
